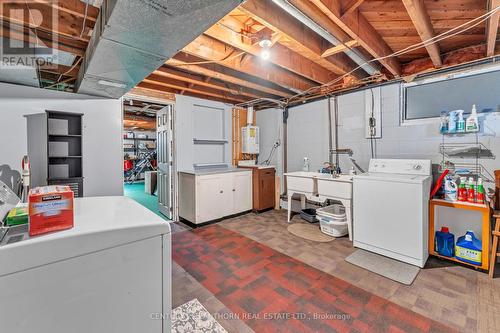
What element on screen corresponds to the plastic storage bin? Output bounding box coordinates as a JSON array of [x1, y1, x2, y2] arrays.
[[300, 208, 318, 223], [316, 204, 348, 237]]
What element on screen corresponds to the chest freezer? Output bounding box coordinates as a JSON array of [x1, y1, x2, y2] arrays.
[[0, 196, 172, 333]]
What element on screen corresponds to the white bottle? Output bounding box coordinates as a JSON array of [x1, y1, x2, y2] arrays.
[[302, 157, 310, 172], [457, 110, 465, 133], [466, 104, 479, 132]]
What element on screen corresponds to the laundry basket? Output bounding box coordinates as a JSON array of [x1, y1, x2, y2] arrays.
[[316, 204, 348, 237]]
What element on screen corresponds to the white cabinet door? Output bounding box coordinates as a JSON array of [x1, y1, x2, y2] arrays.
[[196, 175, 223, 223], [232, 171, 252, 213]]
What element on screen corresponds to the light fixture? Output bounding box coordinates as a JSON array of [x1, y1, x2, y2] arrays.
[[260, 49, 271, 60], [97, 79, 127, 89], [259, 37, 272, 61]]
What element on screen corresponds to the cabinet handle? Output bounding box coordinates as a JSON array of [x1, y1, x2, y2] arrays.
[[220, 190, 224, 193], [232, 189, 236, 192]]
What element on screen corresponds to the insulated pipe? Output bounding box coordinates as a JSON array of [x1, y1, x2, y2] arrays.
[[270, 0, 379, 75]]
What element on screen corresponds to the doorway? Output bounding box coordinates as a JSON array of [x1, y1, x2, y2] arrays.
[[122, 96, 176, 220]]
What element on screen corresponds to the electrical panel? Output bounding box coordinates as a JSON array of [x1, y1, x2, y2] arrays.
[[242, 125, 259, 154]]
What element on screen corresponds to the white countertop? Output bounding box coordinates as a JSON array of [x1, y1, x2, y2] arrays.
[[0, 196, 170, 276], [179, 167, 252, 176], [284, 171, 353, 183]]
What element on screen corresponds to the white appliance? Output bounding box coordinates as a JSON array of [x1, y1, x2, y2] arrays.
[[0, 196, 172, 333], [242, 125, 259, 154], [353, 159, 432, 267]]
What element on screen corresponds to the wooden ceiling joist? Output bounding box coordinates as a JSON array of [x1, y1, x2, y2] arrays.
[[402, 0, 442, 68], [342, 0, 366, 18], [309, 0, 401, 76], [204, 19, 335, 84], [181, 34, 315, 92], [142, 76, 248, 103], [240, 0, 363, 78], [321, 40, 358, 58], [138, 82, 242, 105], [0, 2, 95, 42], [154, 66, 278, 100], [167, 55, 293, 98], [486, 0, 500, 57]]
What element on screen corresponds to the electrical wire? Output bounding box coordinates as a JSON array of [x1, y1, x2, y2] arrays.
[[80, 2, 89, 38], [24, 1, 42, 87]]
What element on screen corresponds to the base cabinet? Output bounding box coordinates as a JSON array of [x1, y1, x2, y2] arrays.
[[241, 166, 276, 211], [179, 170, 252, 224]]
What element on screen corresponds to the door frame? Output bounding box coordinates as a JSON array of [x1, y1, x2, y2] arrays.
[[123, 94, 178, 221]]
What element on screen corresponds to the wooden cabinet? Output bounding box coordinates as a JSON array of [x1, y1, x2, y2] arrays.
[[241, 166, 276, 212], [178, 170, 252, 225]]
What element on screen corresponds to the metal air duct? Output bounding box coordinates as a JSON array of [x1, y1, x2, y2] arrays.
[[76, 0, 243, 98]]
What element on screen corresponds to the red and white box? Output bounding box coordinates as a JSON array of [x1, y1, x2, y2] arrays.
[[28, 186, 74, 236]]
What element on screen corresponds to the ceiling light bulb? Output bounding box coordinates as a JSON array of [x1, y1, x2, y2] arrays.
[[258, 39, 272, 48], [261, 49, 271, 60]]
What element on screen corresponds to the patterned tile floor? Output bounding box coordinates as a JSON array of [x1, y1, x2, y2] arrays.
[[217, 210, 500, 333], [173, 223, 457, 333]]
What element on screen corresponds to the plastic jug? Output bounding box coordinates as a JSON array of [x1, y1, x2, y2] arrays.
[[455, 230, 482, 265], [435, 227, 455, 258]]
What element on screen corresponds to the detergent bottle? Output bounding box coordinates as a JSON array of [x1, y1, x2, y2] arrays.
[[435, 227, 455, 258], [457, 110, 465, 133], [439, 111, 449, 134], [455, 230, 482, 265], [466, 104, 479, 132], [444, 176, 457, 201]]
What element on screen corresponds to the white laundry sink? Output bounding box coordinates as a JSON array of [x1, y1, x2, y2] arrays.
[[284, 171, 352, 198]]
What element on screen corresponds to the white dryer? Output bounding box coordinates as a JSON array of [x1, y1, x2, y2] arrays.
[[353, 159, 432, 267]]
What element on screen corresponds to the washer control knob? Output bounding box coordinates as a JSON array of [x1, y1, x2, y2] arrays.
[[413, 164, 422, 170]]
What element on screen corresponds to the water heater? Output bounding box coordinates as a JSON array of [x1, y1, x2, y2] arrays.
[[242, 125, 259, 154]]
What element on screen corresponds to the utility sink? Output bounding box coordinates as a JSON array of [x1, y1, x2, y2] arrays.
[[284, 171, 352, 199]]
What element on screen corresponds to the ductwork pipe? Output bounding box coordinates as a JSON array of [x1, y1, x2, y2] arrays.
[[270, 0, 378, 75]]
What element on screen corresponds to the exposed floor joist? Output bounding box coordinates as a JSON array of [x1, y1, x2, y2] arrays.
[[182, 34, 315, 93], [309, 0, 401, 76], [486, 0, 500, 56], [204, 17, 335, 84], [240, 0, 363, 78], [402, 0, 442, 67]]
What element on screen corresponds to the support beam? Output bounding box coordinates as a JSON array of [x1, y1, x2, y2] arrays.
[[322, 40, 358, 57], [128, 87, 176, 102], [486, 0, 500, 57], [137, 82, 243, 105], [182, 34, 315, 92], [154, 66, 278, 100], [309, 0, 401, 76], [167, 55, 293, 98], [342, 0, 366, 17], [240, 0, 362, 77], [205, 19, 335, 84], [402, 0, 442, 67], [142, 76, 248, 103]]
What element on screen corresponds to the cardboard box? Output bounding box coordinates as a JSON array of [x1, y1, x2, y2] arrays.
[[28, 186, 74, 236]]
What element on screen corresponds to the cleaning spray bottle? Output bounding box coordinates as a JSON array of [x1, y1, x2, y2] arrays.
[[467, 177, 476, 203], [439, 111, 449, 134], [457, 110, 465, 133], [457, 177, 467, 202], [448, 111, 458, 133], [476, 177, 485, 205], [302, 157, 310, 172], [466, 104, 479, 132]]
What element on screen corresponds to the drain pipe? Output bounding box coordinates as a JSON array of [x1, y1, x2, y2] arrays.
[[327, 97, 333, 165], [282, 106, 289, 195], [270, 0, 378, 75]]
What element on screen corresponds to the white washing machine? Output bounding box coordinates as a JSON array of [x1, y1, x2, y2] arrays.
[[353, 159, 432, 267]]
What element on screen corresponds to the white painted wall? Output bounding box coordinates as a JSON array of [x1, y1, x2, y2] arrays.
[[174, 94, 233, 172], [0, 82, 123, 196], [287, 99, 331, 172], [255, 107, 284, 188]]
